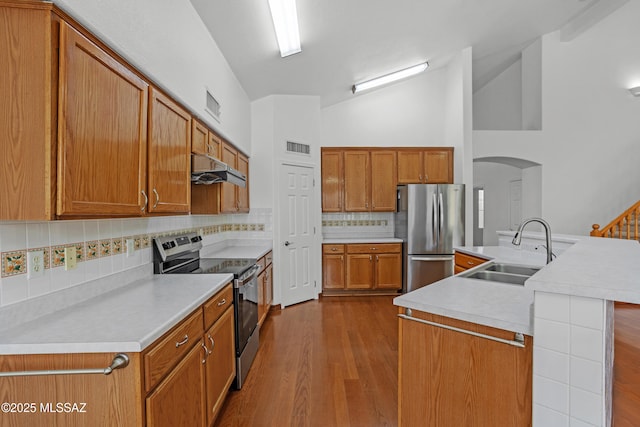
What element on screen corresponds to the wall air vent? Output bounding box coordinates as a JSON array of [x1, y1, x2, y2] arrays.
[[205, 89, 221, 121], [286, 141, 310, 155]]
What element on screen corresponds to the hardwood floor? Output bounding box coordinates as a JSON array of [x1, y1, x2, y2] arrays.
[[214, 297, 640, 427], [214, 295, 399, 427], [613, 302, 640, 427]]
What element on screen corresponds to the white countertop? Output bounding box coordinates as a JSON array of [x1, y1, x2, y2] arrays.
[[454, 245, 548, 267], [201, 240, 272, 260], [0, 273, 233, 355], [526, 238, 640, 303], [323, 237, 403, 244]]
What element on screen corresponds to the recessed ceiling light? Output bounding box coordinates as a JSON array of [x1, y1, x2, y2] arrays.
[[352, 62, 429, 94], [267, 0, 301, 58]]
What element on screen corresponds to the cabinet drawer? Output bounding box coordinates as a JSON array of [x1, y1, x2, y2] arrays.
[[347, 243, 401, 254], [257, 256, 266, 271], [454, 251, 489, 270], [323, 244, 345, 254], [144, 309, 204, 392], [203, 283, 234, 331], [265, 251, 273, 266]]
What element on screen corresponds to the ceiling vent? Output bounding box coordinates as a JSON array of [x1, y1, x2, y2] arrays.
[[205, 89, 221, 121], [286, 141, 310, 155]]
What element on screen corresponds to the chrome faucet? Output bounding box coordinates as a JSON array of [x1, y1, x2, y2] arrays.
[[512, 217, 554, 264]]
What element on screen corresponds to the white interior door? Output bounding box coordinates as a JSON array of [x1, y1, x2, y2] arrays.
[[279, 163, 316, 307]]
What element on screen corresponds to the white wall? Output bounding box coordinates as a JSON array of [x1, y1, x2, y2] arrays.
[[474, 59, 523, 130], [321, 68, 448, 148], [474, 0, 640, 236], [54, 0, 252, 152]]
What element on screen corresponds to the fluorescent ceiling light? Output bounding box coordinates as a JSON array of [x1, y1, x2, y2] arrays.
[[268, 0, 301, 58], [352, 62, 429, 94]]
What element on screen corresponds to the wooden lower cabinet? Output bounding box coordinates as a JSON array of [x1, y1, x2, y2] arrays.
[[322, 243, 401, 292], [398, 308, 532, 426], [257, 251, 274, 327], [146, 343, 206, 427], [0, 284, 236, 427], [454, 250, 489, 274]]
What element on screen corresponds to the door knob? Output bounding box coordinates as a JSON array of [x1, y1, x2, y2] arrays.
[[284, 241, 292, 246]]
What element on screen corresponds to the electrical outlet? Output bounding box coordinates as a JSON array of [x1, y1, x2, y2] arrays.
[[125, 239, 135, 257], [64, 246, 77, 271], [27, 250, 45, 279]]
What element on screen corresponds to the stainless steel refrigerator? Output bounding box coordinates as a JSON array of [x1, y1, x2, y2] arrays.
[[395, 184, 465, 293]]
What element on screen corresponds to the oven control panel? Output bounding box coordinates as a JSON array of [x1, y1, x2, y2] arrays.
[[154, 232, 203, 262]]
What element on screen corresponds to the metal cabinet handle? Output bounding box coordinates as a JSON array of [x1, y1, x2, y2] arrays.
[[152, 188, 160, 209], [371, 247, 377, 250], [217, 298, 227, 307], [331, 247, 337, 251], [201, 342, 209, 364], [208, 334, 215, 354], [141, 190, 148, 212], [376, 255, 379, 261], [0, 353, 129, 377], [369, 255, 372, 261], [419, 174, 423, 182], [175, 335, 189, 348]]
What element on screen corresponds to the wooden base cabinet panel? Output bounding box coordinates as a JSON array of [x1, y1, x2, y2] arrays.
[[346, 254, 375, 289], [375, 252, 402, 290], [146, 343, 206, 427], [398, 309, 532, 427], [326, 243, 401, 292], [454, 251, 489, 274], [0, 352, 144, 426], [204, 307, 235, 426], [257, 251, 274, 327]]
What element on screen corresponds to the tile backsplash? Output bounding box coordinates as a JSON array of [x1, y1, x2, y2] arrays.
[[322, 212, 394, 239], [0, 209, 272, 307]]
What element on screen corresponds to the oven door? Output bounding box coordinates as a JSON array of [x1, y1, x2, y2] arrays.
[[234, 270, 259, 355]]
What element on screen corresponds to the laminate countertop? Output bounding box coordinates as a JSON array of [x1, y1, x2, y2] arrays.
[[0, 273, 233, 355], [394, 238, 640, 336], [322, 238, 403, 244]]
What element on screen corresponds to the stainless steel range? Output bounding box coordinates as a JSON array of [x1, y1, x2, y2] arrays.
[[153, 232, 260, 389]]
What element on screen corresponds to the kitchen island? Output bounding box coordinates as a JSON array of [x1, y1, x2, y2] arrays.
[[394, 237, 640, 427]]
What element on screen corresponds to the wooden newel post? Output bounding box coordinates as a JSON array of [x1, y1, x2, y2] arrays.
[[591, 224, 601, 237]]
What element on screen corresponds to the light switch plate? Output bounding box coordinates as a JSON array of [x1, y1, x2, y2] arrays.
[[27, 250, 45, 279], [125, 239, 135, 257], [64, 246, 77, 271]]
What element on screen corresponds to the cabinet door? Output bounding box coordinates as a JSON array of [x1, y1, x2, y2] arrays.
[[346, 254, 374, 289], [204, 307, 236, 426], [424, 150, 452, 183], [237, 152, 250, 212], [208, 132, 221, 159], [322, 254, 345, 290], [375, 253, 402, 290], [265, 264, 273, 307], [146, 342, 206, 427], [191, 119, 208, 154], [148, 88, 191, 214], [344, 151, 370, 212], [397, 151, 423, 184], [0, 5, 55, 220], [257, 271, 267, 327], [57, 22, 148, 217], [219, 142, 238, 213], [321, 150, 343, 212], [370, 150, 397, 212]]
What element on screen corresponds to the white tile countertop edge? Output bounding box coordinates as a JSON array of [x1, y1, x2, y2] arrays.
[[0, 273, 233, 355], [201, 239, 273, 259]]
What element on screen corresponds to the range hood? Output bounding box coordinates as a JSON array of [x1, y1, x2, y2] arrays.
[[191, 153, 246, 187]]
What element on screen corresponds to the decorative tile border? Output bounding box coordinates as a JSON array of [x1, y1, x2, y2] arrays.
[[0, 223, 267, 279], [322, 219, 389, 227]]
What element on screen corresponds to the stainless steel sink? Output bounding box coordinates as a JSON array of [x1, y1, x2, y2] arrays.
[[485, 263, 540, 276], [460, 262, 540, 286]]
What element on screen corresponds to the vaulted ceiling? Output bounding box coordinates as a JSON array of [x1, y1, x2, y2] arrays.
[[190, 0, 613, 107]]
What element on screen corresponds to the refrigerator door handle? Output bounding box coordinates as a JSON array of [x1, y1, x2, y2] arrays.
[[431, 193, 437, 242], [410, 256, 454, 262], [438, 192, 444, 241]]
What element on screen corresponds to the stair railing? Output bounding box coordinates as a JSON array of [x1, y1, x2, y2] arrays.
[[591, 201, 640, 240]]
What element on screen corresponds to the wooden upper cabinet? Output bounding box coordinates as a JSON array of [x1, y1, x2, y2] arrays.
[[220, 141, 238, 213], [321, 150, 343, 212], [208, 132, 222, 160], [343, 151, 371, 212], [191, 119, 208, 155], [370, 150, 397, 211], [57, 21, 149, 217], [237, 152, 250, 213], [148, 88, 191, 214], [424, 150, 453, 183], [397, 148, 453, 184], [0, 4, 56, 220]]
